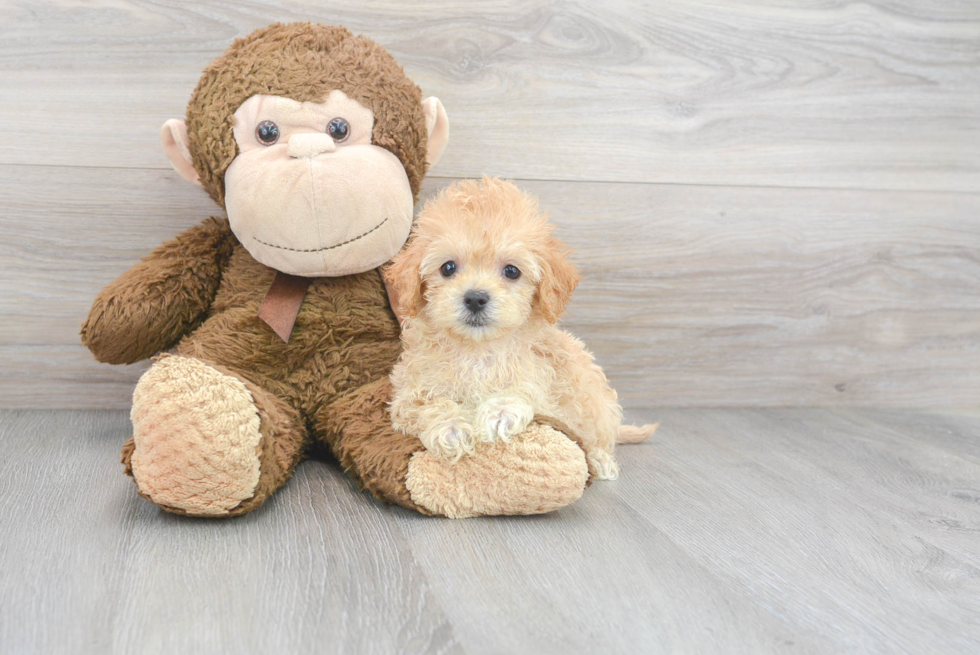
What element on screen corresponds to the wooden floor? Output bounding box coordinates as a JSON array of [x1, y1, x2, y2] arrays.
[[1, 408, 978, 654], [1, 3, 978, 653]]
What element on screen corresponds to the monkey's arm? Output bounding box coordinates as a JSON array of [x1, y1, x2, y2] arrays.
[[81, 217, 234, 365]]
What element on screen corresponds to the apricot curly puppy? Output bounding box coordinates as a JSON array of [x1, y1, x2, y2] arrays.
[[385, 177, 655, 480]]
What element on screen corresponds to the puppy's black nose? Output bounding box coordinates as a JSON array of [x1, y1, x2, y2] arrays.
[[463, 290, 490, 314]]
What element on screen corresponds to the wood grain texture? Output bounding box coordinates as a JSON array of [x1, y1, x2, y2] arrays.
[[2, 165, 977, 408], [2, 0, 978, 407], [0, 0, 978, 190], [0, 410, 464, 655], [1, 408, 978, 653]]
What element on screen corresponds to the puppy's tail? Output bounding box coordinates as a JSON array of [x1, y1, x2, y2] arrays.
[[617, 423, 658, 444]]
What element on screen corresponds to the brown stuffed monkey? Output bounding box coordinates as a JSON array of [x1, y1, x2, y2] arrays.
[[81, 23, 589, 518]]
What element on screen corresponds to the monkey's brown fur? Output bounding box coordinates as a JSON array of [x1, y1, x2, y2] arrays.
[[187, 23, 430, 207], [82, 23, 589, 517], [85, 214, 416, 515]]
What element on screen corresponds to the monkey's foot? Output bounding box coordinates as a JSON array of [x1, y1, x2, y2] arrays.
[[405, 422, 589, 519], [129, 356, 264, 516]]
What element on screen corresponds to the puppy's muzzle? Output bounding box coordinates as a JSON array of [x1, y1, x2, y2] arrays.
[[463, 290, 490, 315]]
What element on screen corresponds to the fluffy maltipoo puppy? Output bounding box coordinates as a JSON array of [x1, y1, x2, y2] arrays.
[[385, 177, 654, 480]]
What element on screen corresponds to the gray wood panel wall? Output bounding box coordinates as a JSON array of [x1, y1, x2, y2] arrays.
[[1, 0, 978, 409]]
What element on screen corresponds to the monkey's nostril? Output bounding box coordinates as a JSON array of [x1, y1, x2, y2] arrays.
[[463, 290, 490, 314]]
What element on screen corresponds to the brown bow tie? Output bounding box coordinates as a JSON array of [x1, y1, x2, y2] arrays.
[[258, 269, 404, 342], [258, 271, 312, 342]]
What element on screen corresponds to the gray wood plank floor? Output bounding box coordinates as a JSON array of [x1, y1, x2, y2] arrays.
[[2, 409, 978, 654]]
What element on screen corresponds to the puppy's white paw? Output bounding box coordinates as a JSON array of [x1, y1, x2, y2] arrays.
[[476, 397, 534, 443], [588, 450, 620, 480], [420, 417, 475, 462]]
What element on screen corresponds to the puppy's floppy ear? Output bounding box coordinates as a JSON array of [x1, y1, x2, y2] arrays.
[[536, 237, 581, 323], [383, 236, 427, 320]]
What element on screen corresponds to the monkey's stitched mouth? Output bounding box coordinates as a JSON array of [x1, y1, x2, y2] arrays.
[[253, 216, 389, 253]]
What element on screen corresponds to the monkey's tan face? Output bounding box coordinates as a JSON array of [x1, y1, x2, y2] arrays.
[[224, 91, 415, 277]]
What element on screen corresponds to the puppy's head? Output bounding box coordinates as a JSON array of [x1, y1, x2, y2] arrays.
[[385, 177, 580, 341]]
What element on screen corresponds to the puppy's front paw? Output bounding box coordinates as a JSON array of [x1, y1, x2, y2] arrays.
[[420, 417, 475, 462], [476, 397, 534, 443], [587, 450, 620, 481]]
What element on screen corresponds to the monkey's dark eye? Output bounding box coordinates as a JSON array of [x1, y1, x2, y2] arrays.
[[327, 117, 350, 142], [255, 120, 280, 145], [503, 265, 521, 280], [440, 261, 457, 277]]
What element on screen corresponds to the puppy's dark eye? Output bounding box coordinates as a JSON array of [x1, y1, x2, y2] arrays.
[[327, 117, 350, 142], [440, 261, 457, 277], [503, 264, 521, 280], [256, 120, 280, 145]]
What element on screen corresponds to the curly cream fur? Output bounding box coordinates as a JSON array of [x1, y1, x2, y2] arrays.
[[387, 178, 653, 479]]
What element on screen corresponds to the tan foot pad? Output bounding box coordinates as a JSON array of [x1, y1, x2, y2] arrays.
[[405, 422, 589, 519], [130, 356, 263, 516]]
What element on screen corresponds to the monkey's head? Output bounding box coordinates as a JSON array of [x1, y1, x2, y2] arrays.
[[161, 23, 449, 278]]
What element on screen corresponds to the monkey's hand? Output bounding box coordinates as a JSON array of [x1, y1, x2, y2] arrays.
[[81, 217, 234, 365]]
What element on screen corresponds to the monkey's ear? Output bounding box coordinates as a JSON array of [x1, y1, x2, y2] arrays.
[[422, 97, 449, 168], [160, 119, 201, 186]]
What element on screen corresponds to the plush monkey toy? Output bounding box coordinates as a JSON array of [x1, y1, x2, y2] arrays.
[[81, 23, 590, 519]]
